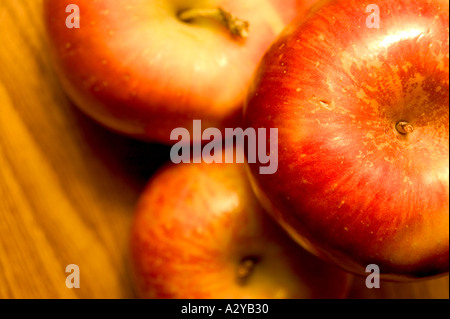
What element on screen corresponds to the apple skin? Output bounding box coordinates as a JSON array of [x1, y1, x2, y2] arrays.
[[243, 0, 449, 280], [43, 0, 316, 144], [129, 158, 352, 298]]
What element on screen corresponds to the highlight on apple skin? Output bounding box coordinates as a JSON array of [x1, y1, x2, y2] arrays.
[[43, 0, 316, 144], [244, 0, 449, 281], [129, 156, 353, 299]]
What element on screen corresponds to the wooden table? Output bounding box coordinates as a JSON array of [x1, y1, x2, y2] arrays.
[[0, 0, 448, 299]]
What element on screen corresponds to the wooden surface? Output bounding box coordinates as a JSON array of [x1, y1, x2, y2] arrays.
[[0, 0, 448, 299]]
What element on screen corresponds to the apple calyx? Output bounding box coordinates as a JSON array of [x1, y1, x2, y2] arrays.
[[236, 256, 259, 285], [396, 121, 414, 135], [178, 7, 249, 39]]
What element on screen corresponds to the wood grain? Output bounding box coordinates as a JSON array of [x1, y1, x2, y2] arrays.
[[0, 0, 448, 299], [0, 0, 170, 298]]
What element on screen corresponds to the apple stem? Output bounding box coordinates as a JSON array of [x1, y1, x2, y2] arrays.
[[236, 256, 258, 284], [396, 121, 414, 135], [178, 7, 249, 39]]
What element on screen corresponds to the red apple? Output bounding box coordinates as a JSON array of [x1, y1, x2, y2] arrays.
[[43, 0, 316, 144], [130, 156, 352, 298], [243, 0, 449, 280]]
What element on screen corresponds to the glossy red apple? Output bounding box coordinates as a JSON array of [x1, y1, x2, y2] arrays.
[[129, 156, 352, 298], [244, 0, 449, 280], [43, 0, 316, 144]]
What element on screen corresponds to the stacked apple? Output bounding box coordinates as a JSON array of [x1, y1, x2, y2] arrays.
[[244, 0, 449, 280], [130, 155, 352, 298], [44, 0, 316, 143], [44, 0, 449, 298]]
